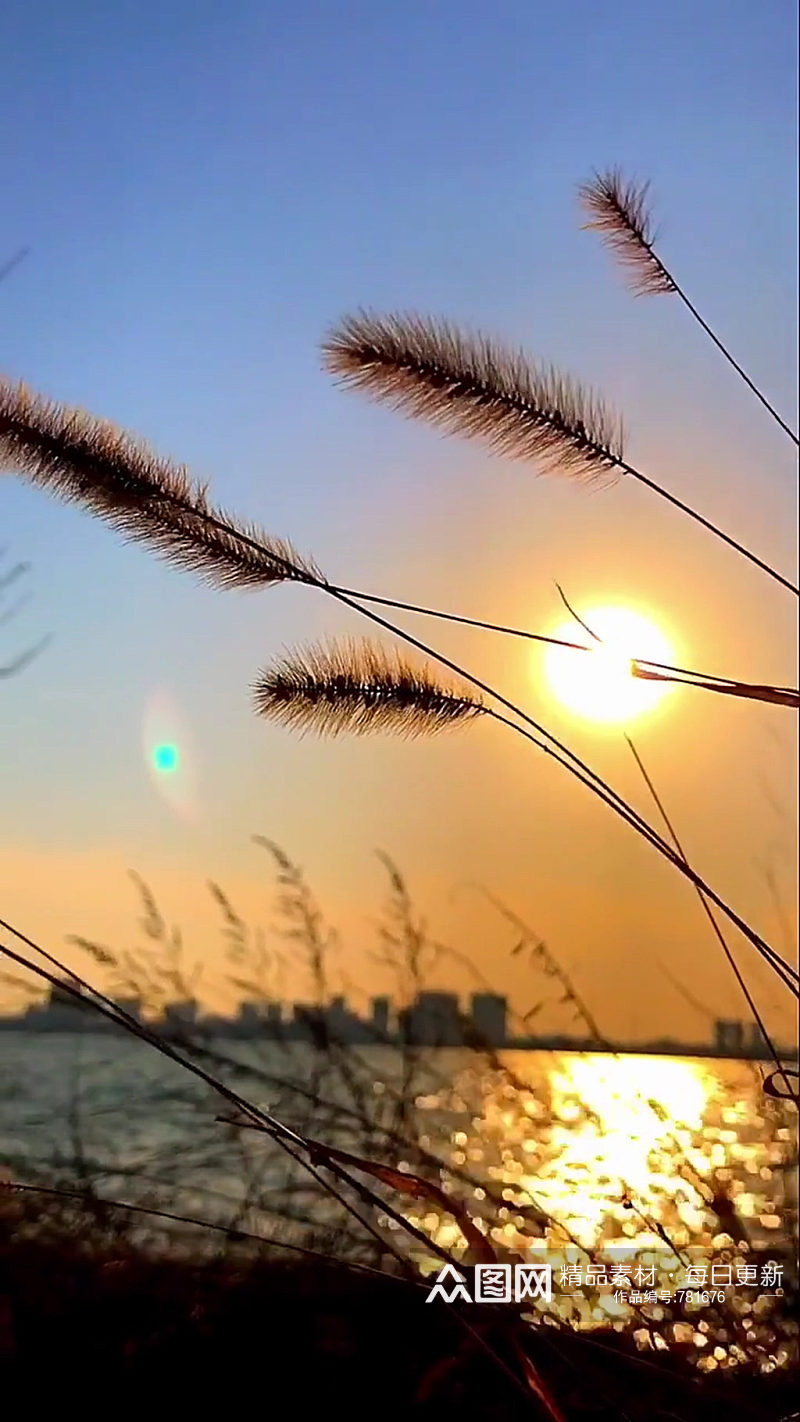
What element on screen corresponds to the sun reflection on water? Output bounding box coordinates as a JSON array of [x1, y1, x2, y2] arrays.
[[521, 1054, 711, 1247], [403, 1051, 798, 1369]]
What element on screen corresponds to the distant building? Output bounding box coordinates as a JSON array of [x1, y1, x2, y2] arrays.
[[643, 1037, 680, 1054], [292, 1003, 328, 1043], [325, 996, 349, 1036], [199, 1012, 233, 1035], [471, 993, 507, 1047], [400, 992, 463, 1046], [1, 982, 795, 1061], [371, 996, 391, 1039], [324, 996, 375, 1043], [237, 1001, 261, 1031], [747, 1021, 771, 1058], [287, 1000, 365, 1044], [237, 1000, 283, 1035], [23, 980, 94, 1031], [714, 1019, 745, 1055], [162, 999, 198, 1033], [265, 1002, 283, 1033]]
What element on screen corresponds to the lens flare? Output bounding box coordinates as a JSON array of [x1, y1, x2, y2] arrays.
[[152, 739, 179, 773], [142, 691, 197, 820], [152, 742, 180, 774]]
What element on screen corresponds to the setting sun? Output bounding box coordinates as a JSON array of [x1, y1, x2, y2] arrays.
[[543, 606, 675, 725]]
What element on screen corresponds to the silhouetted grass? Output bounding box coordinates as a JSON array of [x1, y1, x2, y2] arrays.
[[2, 164, 798, 1417]]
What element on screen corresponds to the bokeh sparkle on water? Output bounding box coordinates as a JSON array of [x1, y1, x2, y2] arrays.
[[422, 1053, 796, 1253], [403, 1050, 798, 1368]]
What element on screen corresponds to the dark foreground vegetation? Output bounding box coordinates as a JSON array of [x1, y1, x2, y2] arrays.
[[1, 1194, 797, 1421]]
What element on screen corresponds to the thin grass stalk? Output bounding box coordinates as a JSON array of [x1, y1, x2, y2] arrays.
[[0, 247, 29, 285], [486, 709, 799, 996], [468, 887, 744, 1215], [332, 583, 799, 707], [623, 735, 798, 1103], [554, 592, 798, 1050], [0, 379, 322, 592], [611, 451, 798, 593], [28, 439, 786, 706], [3, 381, 794, 864], [4, 923, 521, 1335], [5, 1189, 554, 1410], [9, 381, 776, 699], [219, 1117, 483, 1274], [4, 1181, 417, 1287]]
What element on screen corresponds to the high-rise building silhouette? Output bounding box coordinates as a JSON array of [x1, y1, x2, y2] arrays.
[[371, 996, 391, 1038], [714, 1019, 745, 1054], [471, 992, 507, 1047], [400, 991, 463, 1046]]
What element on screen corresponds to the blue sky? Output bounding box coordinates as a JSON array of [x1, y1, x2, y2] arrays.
[[1, 0, 797, 1036]]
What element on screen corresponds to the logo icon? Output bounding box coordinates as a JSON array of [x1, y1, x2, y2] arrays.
[[515, 1264, 552, 1302], [424, 1262, 553, 1304], [475, 1265, 512, 1302], [424, 1264, 472, 1303]]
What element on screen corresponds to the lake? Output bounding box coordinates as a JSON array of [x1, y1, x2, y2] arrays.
[[3, 1033, 796, 1267]]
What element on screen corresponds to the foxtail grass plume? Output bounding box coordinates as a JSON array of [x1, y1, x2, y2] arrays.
[[253, 639, 485, 738], [0, 378, 321, 591], [579, 169, 799, 450], [322, 311, 624, 482], [578, 169, 677, 297], [323, 311, 797, 592]]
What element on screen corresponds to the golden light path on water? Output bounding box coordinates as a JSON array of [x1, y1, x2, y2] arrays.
[[516, 1055, 710, 1245], [402, 1053, 798, 1371]]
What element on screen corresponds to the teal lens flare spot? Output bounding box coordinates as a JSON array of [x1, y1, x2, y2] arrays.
[[152, 742, 179, 774]]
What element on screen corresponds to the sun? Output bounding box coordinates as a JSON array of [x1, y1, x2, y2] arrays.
[[543, 605, 674, 726]]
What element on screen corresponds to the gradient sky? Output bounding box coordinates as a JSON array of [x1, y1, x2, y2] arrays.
[[2, 0, 797, 1041]]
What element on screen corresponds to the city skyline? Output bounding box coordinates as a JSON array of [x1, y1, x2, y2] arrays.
[[3, 980, 796, 1063]]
